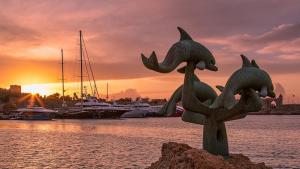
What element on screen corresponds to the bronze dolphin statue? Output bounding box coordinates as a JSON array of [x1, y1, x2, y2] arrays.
[[158, 72, 217, 117], [210, 54, 275, 109], [141, 27, 218, 73]]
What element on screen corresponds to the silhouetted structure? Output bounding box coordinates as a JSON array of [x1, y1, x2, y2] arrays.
[[9, 85, 21, 94], [141, 27, 275, 156]]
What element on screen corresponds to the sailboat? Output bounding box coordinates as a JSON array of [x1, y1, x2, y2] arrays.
[[67, 30, 132, 119]]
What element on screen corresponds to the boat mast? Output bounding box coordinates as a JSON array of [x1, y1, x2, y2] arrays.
[[106, 82, 108, 101], [61, 49, 65, 107], [80, 30, 84, 107]]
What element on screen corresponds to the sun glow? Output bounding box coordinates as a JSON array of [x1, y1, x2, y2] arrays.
[[22, 84, 53, 96]]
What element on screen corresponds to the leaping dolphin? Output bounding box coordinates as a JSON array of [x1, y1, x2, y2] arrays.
[[210, 54, 275, 109], [141, 27, 218, 73]]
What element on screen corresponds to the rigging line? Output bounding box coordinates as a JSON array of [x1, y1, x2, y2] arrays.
[[82, 37, 99, 98], [83, 51, 94, 96], [82, 36, 100, 98]]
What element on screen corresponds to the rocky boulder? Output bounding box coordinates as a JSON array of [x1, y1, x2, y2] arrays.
[[147, 142, 271, 169]]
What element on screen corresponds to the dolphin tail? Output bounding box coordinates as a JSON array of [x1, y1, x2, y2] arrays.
[[141, 51, 159, 70]]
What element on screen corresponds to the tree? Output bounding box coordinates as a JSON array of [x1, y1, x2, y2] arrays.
[[73, 92, 79, 100]]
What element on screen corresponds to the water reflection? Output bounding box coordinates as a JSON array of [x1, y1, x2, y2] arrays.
[[0, 116, 299, 168]]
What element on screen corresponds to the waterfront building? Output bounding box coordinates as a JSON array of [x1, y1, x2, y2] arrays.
[[9, 85, 21, 94]]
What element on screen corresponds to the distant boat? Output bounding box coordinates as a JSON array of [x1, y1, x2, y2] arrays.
[[16, 106, 56, 120], [121, 100, 164, 118], [131, 100, 163, 114], [72, 96, 132, 119]]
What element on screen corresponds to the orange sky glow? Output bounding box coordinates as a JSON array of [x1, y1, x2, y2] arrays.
[[0, 1, 300, 103]]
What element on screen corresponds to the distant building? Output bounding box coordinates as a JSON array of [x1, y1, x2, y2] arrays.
[[9, 85, 21, 94], [0, 88, 8, 95]]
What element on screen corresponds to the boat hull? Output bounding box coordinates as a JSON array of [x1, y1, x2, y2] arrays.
[[54, 109, 127, 119], [20, 113, 53, 120]]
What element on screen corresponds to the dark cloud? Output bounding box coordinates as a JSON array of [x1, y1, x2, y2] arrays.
[[234, 23, 300, 47]]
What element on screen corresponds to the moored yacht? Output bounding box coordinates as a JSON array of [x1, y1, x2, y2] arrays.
[[74, 97, 111, 107], [121, 100, 164, 118], [131, 101, 163, 113], [71, 97, 132, 119], [16, 106, 56, 120]]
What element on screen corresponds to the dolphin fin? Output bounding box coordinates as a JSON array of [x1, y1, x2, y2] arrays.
[[216, 85, 224, 92], [241, 54, 252, 67], [177, 27, 193, 41], [251, 60, 260, 68]]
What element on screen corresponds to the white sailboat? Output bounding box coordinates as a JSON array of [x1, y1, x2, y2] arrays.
[[70, 30, 132, 118]]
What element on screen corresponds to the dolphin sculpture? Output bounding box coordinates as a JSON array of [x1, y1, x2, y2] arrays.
[[158, 69, 217, 117], [158, 67, 218, 124], [141, 27, 218, 73], [210, 54, 275, 109]]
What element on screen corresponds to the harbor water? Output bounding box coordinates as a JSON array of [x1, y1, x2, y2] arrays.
[[0, 116, 299, 168]]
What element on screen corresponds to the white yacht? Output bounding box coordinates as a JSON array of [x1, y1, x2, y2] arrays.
[[71, 96, 133, 118], [131, 101, 163, 113], [131, 101, 151, 109], [16, 106, 57, 120], [74, 97, 111, 107], [121, 100, 164, 118]]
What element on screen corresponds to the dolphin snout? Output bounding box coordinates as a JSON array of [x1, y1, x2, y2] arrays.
[[206, 64, 218, 71], [195, 61, 218, 71]]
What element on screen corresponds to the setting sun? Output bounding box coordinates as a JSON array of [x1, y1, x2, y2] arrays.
[[22, 84, 53, 96]]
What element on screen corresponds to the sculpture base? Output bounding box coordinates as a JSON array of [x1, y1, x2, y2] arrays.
[[147, 142, 271, 169]]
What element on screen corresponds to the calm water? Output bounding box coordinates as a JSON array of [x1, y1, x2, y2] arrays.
[[0, 116, 299, 169]]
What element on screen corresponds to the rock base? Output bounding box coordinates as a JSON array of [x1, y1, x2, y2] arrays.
[[147, 142, 271, 169]]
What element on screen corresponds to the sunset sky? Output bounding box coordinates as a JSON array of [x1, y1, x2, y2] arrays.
[[0, 0, 299, 102]]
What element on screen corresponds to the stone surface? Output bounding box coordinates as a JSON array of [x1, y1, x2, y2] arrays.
[[147, 142, 272, 169]]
